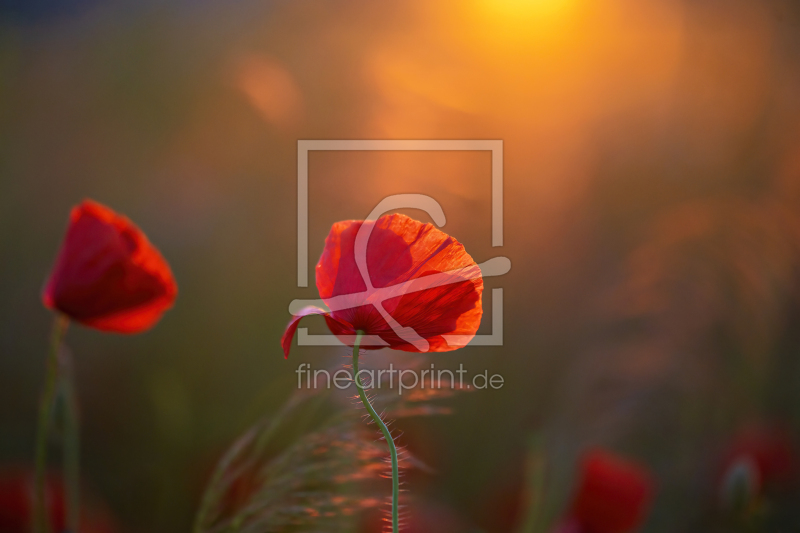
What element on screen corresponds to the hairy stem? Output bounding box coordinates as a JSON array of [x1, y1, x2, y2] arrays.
[[352, 331, 400, 532], [34, 315, 68, 533]]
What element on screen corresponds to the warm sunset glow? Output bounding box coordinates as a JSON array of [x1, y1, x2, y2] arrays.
[[467, 0, 579, 49], [473, 0, 577, 24]]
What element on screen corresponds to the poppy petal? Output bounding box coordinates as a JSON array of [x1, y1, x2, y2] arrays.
[[281, 306, 330, 359], [570, 450, 654, 533]]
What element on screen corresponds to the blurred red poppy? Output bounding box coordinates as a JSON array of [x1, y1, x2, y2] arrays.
[[0, 468, 117, 533], [282, 214, 483, 357], [718, 423, 797, 504], [555, 449, 654, 533], [42, 199, 178, 333]]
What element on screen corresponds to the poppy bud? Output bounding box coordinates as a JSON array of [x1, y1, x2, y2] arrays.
[[43, 200, 177, 333]]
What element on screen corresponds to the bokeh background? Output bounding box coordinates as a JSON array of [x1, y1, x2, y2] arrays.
[[3, 0, 800, 531]]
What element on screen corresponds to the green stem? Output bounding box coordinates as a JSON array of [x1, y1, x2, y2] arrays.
[[352, 331, 399, 532], [59, 350, 80, 533], [517, 434, 547, 533], [34, 315, 69, 533]]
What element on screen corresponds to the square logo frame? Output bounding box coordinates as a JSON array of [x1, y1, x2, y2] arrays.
[[295, 139, 504, 347]]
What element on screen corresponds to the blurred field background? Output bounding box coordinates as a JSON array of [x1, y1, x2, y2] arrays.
[[3, 0, 800, 531]]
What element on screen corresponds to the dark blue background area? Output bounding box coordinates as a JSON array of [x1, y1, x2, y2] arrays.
[[0, 0, 107, 23]]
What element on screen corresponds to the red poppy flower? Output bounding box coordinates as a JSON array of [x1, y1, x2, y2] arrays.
[[718, 423, 797, 501], [0, 468, 117, 533], [282, 214, 483, 358], [557, 449, 654, 533], [42, 200, 178, 334]]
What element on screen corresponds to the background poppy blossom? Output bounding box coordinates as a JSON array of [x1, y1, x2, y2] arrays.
[[282, 213, 483, 358], [42, 200, 178, 334], [718, 423, 797, 504], [556, 449, 654, 533], [0, 468, 117, 533]]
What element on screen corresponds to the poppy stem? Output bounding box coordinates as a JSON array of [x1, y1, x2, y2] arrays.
[[33, 315, 68, 533], [352, 331, 400, 533], [59, 349, 81, 533]]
